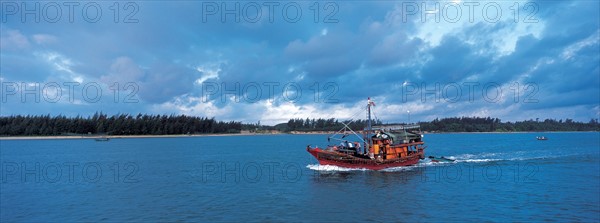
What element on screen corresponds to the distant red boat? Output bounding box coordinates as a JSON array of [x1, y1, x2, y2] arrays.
[[306, 98, 426, 170]]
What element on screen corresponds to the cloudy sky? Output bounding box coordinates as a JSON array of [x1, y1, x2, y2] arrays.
[[1, 0, 598, 125]]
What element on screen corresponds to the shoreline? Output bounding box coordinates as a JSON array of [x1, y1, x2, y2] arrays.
[[423, 131, 599, 134], [0, 133, 287, 140], [0, 131, 597, 140]]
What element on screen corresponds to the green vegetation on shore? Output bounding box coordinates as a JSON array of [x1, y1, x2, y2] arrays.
[[0, 113, 241, 136], [0, 114, 598, 136], [280, 117, 600, 132], [421, 117, 599, 132]]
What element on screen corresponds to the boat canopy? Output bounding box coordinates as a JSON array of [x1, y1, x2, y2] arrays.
[[386, 130, 422, 142], [367, 124, 423, 144]]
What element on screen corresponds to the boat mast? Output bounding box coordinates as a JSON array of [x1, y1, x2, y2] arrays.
[[367, 98, 373, 155], [367, 98, 372, 132]]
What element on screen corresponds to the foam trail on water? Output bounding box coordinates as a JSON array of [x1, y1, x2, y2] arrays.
[[380, 166, 416, 172], [447, 150, 580, 163], [307, 159, 453, 172], [306, 164, 368, 172], [456, 158, 502, 163], [307, 150, 580, 172]]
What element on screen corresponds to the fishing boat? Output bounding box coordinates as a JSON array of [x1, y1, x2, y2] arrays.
[[536, 136, 548, 140], [306, 98, 426, 170]]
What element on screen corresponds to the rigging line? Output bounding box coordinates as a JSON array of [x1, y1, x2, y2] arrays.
[[339, 121, 366, 143], [328, 105, 368, 139], [342, 105, 369, 126], [337, 103, 368, 123], [331, 119, 362, 139], [371, 105, 379, 125]]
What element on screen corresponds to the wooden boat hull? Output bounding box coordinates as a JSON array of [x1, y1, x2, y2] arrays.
[[307, 147, 423, 170]]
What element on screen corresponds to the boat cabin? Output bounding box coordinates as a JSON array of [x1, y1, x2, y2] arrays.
[[369, 125, 425, 160]]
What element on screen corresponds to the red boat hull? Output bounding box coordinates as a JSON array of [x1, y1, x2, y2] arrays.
[[307, 147, 423, 170]]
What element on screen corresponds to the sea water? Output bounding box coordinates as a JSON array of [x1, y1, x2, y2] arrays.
[[1, 132, 599, 222]]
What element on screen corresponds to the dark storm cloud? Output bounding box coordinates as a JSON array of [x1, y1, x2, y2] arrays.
[[1, 0, 598, 122]]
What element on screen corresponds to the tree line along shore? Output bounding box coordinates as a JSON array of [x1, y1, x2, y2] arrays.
[[0, 113, 598, 137]]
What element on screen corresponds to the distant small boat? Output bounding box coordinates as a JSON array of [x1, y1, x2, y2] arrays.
[[536, 136, 548, 140], [428, 156, 455, 163], [95, 137, 110, 142]]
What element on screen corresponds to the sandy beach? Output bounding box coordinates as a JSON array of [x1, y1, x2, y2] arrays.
[[0, 133, 289, 140], [1, 131, 592, 140]]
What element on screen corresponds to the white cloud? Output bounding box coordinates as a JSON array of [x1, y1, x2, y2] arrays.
[[153, 94, 225, 118], [561, 29, 600, 60], [0, 30, 30, 50], [152, 95, 370, 125], [32, 34, 58, 45], [36, 51, 85, 83], [195, 63, 222, 85], [258, 100, 361, 125], [413, 0, 545, 56]]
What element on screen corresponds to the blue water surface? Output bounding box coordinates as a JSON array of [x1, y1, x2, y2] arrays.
[[1, 132, 599, 222]]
